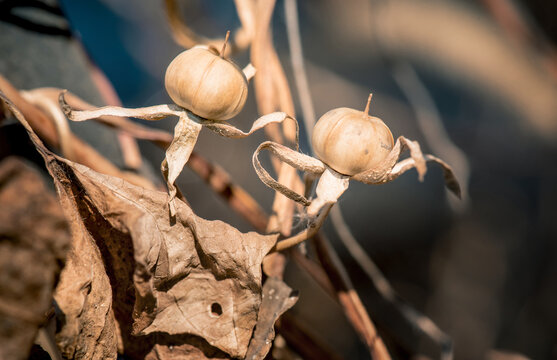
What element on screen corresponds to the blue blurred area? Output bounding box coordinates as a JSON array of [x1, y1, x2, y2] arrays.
[[60, 0, 160, 106]]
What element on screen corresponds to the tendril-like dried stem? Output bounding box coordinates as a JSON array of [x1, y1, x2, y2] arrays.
[[252, 141, 326, 207]]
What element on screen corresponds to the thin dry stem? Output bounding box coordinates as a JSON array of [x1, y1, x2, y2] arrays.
[[271, 203, 333, 252], [364, 93, 373, 115], [251, 0, 303, 238], [330, 205, 453, 360], [312, 233, 392, 360], [220, 30, 230, 58], [285, 0, 316, 137], [31, 88, 174, 145]]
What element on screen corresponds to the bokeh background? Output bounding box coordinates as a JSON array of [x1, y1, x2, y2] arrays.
[[2, 0, 557, 359]]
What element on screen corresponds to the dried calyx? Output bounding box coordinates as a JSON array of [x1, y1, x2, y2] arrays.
[[56, 33, 299, 218], [165, 31, 249, 121], [253, 93, 461, 249]]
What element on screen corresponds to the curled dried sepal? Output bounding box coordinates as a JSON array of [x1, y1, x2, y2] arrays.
[[201, 112, 298, 142], [252, 141, 326, 206], [253, 135, 461, 231], [162, 112, 202, 216], [60, 91, 184, 121], [352, 136, 426, 184], [61, 92, 300, 216], [353, 135, 461, 198], [242, 63, 257, 81]]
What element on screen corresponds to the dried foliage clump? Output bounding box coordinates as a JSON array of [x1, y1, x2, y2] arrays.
[[1, 93, 293, 359]]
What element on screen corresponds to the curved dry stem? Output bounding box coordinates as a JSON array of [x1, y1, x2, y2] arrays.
[[164, 0, 251, 55], [60, 91, 184, 122], [252, 141, 325, 207], [21, 90, 75, 160], [271, 203, 333, 252]]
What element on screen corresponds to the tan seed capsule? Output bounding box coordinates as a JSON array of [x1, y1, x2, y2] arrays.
[[311, 94, 394, 176], [164, 34, 248, 121]]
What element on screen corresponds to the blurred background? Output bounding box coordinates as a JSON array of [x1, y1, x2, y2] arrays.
[[1, 0, 557, 359]]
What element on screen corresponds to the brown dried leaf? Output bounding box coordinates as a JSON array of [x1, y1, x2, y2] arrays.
[[0, 157, 70, 360], [3, 90, 123, 360], [245, 277, 298, 360], [53, 214, 119, 360], [3, 91, 279, 359]]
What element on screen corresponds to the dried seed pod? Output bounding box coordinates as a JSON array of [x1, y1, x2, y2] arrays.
[[164, 33, 248, 121], [311, 94, 394, 176]]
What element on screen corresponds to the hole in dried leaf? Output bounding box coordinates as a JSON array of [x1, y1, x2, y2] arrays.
[[210, 302, 223, 317]]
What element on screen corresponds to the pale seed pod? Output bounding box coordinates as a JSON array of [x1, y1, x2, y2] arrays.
[[311, 94, 394, 176], [164, 33, 248, 121]]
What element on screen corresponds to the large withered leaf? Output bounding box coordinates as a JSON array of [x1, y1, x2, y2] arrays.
[[75, 162, 277, 358], [0, 157, 70, 360], [2, 91, 279, 359]]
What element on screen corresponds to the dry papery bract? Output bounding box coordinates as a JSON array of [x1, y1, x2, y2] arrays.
[[1, 92, 299, 359], [253, 97, 461, 245], [59, 91, 297, 217]]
